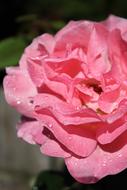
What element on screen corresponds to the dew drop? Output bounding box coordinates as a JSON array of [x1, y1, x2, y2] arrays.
[[68, 136, 72, 140], [17, 100, 21, 105], [102, 163, 106, 167], [76, 106, 81, 111], [13, 87, 16, 91], [49, 124, 53, 128], [102, 160, 107, 167], [118, 153, 122, 158]]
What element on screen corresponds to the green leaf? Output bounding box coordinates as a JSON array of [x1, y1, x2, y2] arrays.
[[32, 171, 65, 190], [0, 37, 26, 69]]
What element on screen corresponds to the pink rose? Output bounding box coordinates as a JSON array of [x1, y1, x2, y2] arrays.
[[3, 15, 127, 183]]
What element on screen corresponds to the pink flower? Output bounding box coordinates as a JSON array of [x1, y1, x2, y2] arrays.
[[3, 15, 127, 183]]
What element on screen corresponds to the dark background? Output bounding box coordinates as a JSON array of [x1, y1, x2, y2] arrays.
[[1, 0, 127, 39], [1, 0, 127, 189]]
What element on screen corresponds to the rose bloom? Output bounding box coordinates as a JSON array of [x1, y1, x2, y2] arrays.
[[3, 15, 127, 183]]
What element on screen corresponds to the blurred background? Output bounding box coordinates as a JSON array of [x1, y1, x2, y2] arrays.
[[1, 0, 127, 189]]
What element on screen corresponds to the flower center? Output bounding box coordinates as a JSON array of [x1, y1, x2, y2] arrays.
[[85, 79, 103, 95], [87, 83, 103, 94]]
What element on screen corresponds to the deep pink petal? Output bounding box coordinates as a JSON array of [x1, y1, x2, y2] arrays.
[[17, 119, 70, 158], [34, 113, 97, 157], [65, 131, 127, 183], [97, 100, 127, 144], [34, 94, 101, 125]]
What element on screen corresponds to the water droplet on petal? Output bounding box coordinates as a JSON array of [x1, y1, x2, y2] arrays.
[[76, 106, 81, 111], [102, 160, 107, 167], [68, 136, 72, 140], [118, 153, 122, 158], [74, 162, 78, 166], [17, 100, 21, 105], [102, 163, 106, 167], [13, 87, 16, 91], [49, 124, 53, 128]]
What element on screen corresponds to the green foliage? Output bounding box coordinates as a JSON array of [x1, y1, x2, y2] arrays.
[[32, 170, 96, 190], [32, 171, 65, 190], [0, 37, 26, 69]]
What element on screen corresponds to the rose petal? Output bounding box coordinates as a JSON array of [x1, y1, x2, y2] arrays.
[[87, 24, 110, 79], [17, 119, 70, 158], [98, 83, 121, 113], [55, 20, 93, 52], [34, 113, 97, 157], [65, 131, 127, 183], [40, 127, 70, 158], [17, 120, 43, 144], [19, 34, 55, 70], [102, 15, 127, 39], [108, 29, 127, 82], [3, 68, 37, 117], [34, 93, 101, 125], [97, 100, 127, 144]]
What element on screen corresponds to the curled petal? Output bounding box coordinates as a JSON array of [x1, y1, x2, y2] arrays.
[[17, 119, 70, 158], [34, 94, 101, 125], [17, 120, 43, 144], [34, 113, 97, 157]]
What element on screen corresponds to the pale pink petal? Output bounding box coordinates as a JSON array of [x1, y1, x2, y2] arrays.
[[54, 20, 93, 52], [25, 33, 55, 56], [87, 24, 110, 79], [27, 58, 70, 101], [102, 15, 127, 39], [19, 34, 55, 70], [40, 139, 70, 158], [40, 127, 70, 158], [27, 59, 44, 87], [98, 85, 120, 113], [106, 99, 127, 123], [17, 120, 43, 144], [108, 29, 127, 82], [3, 68, 37, 117], [97, 100, 127, 144]]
